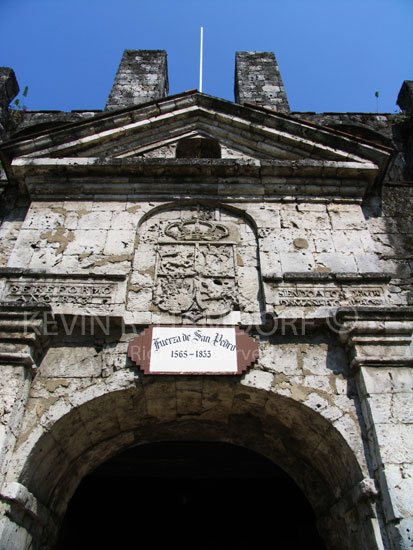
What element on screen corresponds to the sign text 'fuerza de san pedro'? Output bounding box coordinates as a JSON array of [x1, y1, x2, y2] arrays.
[[128, 326, 258, 375]]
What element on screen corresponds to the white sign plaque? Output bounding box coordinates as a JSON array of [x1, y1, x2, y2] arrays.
[[151, 326, 237, 373], [128, 325, 259, 375]]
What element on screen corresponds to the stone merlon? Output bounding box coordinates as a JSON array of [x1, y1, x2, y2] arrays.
[[234, 51, 290, 113], [105, 49, 169, 111], [397, 80, 413, 115], [0, 67, 19, 111]]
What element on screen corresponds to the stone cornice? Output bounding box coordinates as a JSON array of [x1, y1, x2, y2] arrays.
[[0, 268, 126, 280], [336, 307, 413, 370], [263, 272, 392, 283], [0, 304, 55, 370], [1, 92, 392, 201], [9, 157, 378, 201], [336, 307, 413, 322]]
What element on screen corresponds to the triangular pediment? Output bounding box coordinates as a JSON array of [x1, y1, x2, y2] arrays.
[[1, 91, 392, 200], [2, 92, 390, 164]]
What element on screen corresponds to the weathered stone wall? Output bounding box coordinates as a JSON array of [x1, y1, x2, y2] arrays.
[[1, 200, 144, 274], [356, 365, 413, 549], [296, 112, 407, 183], [1, 199, 406, 321], [0, 195, 409, 549], [0, 329, 380, 550], [369, 184, 413, 307], [0, 201, 388, 277], [0, 197, 29, 270], [0, 51, 412, 550], [10, 111, 102, 139], [295, 108, 413, 312]]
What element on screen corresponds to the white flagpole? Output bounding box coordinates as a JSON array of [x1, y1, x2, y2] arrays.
[[199, 26, 203, 92]]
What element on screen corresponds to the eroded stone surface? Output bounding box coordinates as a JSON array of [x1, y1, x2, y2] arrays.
[[0, 49, 412, 550]]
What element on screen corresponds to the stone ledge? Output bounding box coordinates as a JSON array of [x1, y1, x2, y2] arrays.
[[263, 272, 393, 283], [350, 357, 413, 368], [0, 482, 58, 531], [0, 302, 54, 314], [0, 268, 126, 280], [0, 304, 55, 369], [337, 307, 413, 371], [336, 306, 413, 322]]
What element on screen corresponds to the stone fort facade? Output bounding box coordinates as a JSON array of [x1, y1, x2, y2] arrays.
[[0, 51, 412, 549]]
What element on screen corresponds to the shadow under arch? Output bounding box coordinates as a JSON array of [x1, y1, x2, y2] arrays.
[[55, 440, 325, 550], [16, 379, 372, 549]]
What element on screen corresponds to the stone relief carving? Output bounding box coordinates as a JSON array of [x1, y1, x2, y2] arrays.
[[153, 214, 238, 321], [165, 218, 229, 241], [4, 280, 118, 306], [272, 284, 386, 307]]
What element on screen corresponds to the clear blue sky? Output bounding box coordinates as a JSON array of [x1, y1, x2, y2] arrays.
[[1, 0, 412, 113]]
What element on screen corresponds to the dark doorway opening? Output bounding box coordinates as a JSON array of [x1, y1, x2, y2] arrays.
[[55, 441, 325, 549]]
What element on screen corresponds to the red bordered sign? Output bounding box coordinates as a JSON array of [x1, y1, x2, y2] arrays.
[[128, 325, 258, 375]]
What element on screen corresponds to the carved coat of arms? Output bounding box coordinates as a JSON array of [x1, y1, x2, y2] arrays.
[[154, 217, 238, 321]]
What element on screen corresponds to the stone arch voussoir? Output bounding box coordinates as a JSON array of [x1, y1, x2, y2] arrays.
[[13, 375, 369, 550]]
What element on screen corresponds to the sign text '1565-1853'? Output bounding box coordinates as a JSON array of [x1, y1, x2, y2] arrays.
[[127, 326, 259, 375]]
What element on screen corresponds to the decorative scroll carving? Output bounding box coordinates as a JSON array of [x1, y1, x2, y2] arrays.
[[154, 214, 238, 321], [165, 217, 229, 241]]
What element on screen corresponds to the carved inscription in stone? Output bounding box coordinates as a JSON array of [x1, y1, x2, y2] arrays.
[[154, 216, 238, 320], [274, 285, 385, 307], [4, 280, 117, 305]]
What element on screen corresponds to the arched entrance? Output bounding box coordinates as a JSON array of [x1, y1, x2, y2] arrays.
[[8, 377, 381, 550], [55, 441, 325, 549]]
